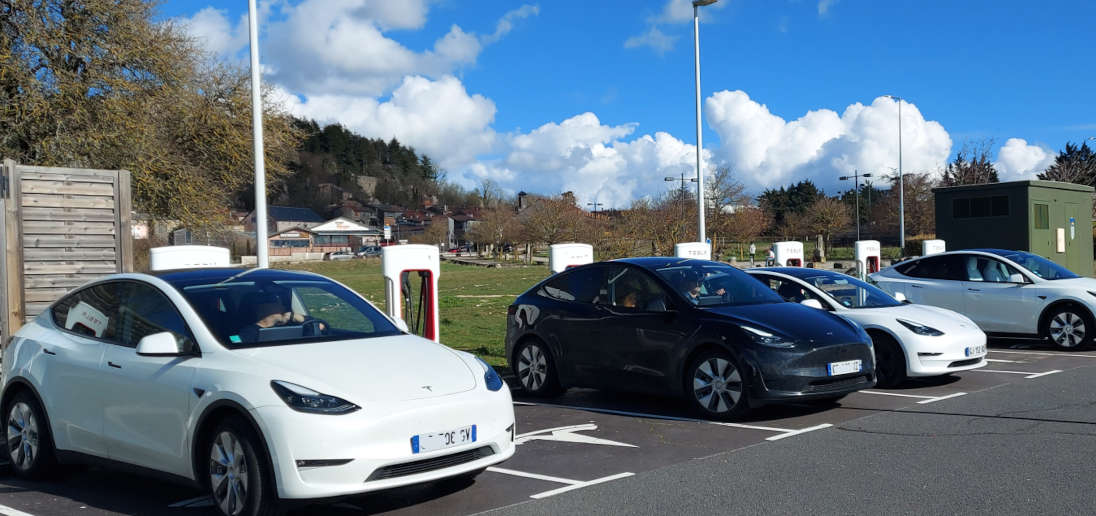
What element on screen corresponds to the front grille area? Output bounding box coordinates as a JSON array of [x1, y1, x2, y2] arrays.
[[366, 446, 495, 482], [948, 358, 982, 368], [807, 374, 872, 392]]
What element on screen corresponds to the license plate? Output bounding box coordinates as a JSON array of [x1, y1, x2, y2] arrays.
[[827, 359, 862, 376], [965, 344, 986, 357], [411, 425, 476, 454]]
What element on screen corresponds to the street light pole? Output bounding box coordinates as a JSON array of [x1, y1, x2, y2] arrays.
[[586, 201, 603, 215], [693, 0, 718, 244], [248, 0, 268, 268], [839, 171, 873, 241], [666, 173, 698, 238]]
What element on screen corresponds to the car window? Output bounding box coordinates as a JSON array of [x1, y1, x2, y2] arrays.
[[599, 265, 671, 312], [51, 282, 125, 342], [754, 274, 828, 307], [963, 256, 1025, 283], [993, 251, 1078, 280], [175, 278, 401, 349], [804, 274, 902, 309], [119, 282, 198, 351], [655, 262, 783, 307], [899, 255, 965, 281], [537, 266, 604, 304]]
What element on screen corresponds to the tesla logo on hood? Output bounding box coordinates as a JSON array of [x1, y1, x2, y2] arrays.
[[421, 385, 432, 391]]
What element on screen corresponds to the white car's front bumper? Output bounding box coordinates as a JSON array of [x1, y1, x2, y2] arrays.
[[902, 326, 988, 377], [252, 389, 515, 500]]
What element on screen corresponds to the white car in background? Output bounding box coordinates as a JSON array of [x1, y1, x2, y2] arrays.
[[747, 268, 987, 387], [2, 268, 515, 516], [870, 249, 1096, 350]]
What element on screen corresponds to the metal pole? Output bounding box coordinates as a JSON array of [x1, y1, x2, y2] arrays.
[[248, 0, 268, 268], [897, 99, 904, 251], [854, 170, 861, 241], [693, 5, 706, 243]]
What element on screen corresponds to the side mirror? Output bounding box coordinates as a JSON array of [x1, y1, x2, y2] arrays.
[[800, 299, 824, 310], [393, 318, 409, 333], [136, 332, 185, 357], [893, 291, 908, 303]]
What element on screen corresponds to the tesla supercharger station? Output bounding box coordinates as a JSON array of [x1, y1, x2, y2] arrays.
[[853, 240, 881, 280], [548, 243, 593, 274], [923, 239, 946, 256], [674, 242, 712, 260], [149, 245, 230, 271], [774, 241, 804, 267], [382, 244, 440, 343]]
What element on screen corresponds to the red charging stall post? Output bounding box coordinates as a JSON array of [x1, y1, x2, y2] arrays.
[[854, 240, 881, 280], [774, 241, 804, 267], [382, 244, 440, 343]]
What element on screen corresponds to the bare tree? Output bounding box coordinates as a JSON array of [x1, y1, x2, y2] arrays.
[[468, 207, 520, 257], [807, 197, 851, 253], [478, 179, 503, 208], [520, 195, 586, 246], [941, 140, 999, 186]]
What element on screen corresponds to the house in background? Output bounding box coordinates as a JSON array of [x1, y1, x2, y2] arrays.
[[267, 217, 382, 256], [245, 206, 326, 234]]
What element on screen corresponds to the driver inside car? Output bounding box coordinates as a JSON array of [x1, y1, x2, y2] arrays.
[[235, 293, 325, 343]]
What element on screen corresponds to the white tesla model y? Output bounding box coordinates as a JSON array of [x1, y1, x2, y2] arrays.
[[1, 268, 515, 516]]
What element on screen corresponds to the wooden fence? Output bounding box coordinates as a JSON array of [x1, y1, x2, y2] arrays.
[[1, 160, 133, 346]]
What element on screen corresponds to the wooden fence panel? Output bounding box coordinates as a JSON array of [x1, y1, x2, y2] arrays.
[[1, 160, 133, 324]]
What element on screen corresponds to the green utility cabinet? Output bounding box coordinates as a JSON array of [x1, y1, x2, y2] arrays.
[[933, 180, 1094, 275]]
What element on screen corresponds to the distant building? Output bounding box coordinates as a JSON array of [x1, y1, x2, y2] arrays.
[[245, 206, 325, 234]]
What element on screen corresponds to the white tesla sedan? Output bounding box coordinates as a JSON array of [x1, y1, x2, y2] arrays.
[[747, 268, 987, 387], [870, 249, 1096, 350], [1, 268, 515, 516]]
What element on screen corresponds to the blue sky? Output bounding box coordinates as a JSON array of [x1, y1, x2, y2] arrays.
[[164, 0, 1096, 207]]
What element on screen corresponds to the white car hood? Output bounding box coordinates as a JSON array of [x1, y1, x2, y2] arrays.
[[843, 303, 979, 333], [1040, 277, 1096, 291], [238, 335, 477, 402]]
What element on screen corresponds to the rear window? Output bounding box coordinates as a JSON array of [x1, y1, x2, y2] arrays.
[[537, 266, 604, 304]]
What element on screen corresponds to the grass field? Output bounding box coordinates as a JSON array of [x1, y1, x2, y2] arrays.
[[282, 259, 548, 366]]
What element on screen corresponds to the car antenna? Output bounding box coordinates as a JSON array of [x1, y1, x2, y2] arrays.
[[215, 266, 263, 286]]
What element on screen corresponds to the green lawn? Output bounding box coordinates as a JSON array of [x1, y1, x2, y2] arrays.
[[282, 259, 549, 366]]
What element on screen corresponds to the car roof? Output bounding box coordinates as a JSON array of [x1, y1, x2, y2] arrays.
[[748, 267, 847, 280], [149, 267, 326, 288], [613, 257, 726, 270]]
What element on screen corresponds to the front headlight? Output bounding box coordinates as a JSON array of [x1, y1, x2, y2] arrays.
[[741, 325, 796, 349], [476, 357, 505, 391], [270, 380, 360, 414], [896, 319, 944, 337]]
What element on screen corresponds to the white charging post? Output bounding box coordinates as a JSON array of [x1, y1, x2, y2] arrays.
[[674, 242, 712, 260], [922, 239, 946, 256], [149, 246, 230, 272], [382, 244, 440, 343], [773, 241, 804, 267], [548, 243, 593, 274], [853, 240, 881, 280]]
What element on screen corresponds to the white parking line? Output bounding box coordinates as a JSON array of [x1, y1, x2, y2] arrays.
[[858, 390, 968, 404], [487, 466, 583, 485], [973, 369, 1062, 379], [529, 472, 635, 499], [514, 401, 811, 434], [765, 424, 833, 441], [990, 350, 1096, 358], [0, 504, 37, 516], [985, 358, 1023, 363]]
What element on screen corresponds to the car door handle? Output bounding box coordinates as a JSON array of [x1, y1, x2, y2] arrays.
[[42, 348, 57, 356], [968, 288, 981, 292], [910, 284, 923, 289], [108, 361, 122, 369]]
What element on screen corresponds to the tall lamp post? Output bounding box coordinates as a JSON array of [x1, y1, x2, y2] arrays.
[[885, 95, 905, 250], [248, 0, 268, 268], [666, 173, 698, 236], [587, 201, 603, 215], [693, 0, 718, 243], [839, 171, 872, 241]]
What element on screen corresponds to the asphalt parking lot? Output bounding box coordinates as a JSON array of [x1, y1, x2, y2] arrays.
[[1, 340, 1094, 516]]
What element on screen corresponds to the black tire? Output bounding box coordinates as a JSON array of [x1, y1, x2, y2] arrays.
[[206, 416, 278, 516], [512, 339, 563, 396], [684, 349, 750, 420], [871, 333, 907, 388], [1042, 305, 1095, 350], [3, 390, 56, 479]]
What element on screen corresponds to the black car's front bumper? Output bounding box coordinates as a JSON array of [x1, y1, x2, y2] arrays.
[[743, 341, 876, 403]]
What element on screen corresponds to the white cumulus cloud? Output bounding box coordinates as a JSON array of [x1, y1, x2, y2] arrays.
[[624, 26, 678, 55], [178, 6, 248, 58], [995, 138, 1055, 181], [655, 0, 729, 23], [705, 92, 952, 193]]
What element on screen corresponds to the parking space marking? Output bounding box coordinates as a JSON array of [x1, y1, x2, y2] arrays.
[[858, 390, 968, 404], [515, 423, 637, 447], [765, 424, 833, 441], [529, 472, 636, 499], [989, 350, 1096, 358], [0, 504, 37, 516], [487, 466, 584, 485], [973, 369, 1062, 379], [985, 358, 1023, 363]]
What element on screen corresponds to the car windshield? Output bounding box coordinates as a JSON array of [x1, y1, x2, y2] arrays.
[[655, 262, 783, 307], [802, 274, 901, 309], [993, 251, 1079, 280], [174, 277, 401, 348]]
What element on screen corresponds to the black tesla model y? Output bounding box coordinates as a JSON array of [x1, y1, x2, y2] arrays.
[[505, 258, 875, 419]]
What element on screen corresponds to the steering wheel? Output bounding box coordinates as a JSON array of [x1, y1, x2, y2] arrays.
[[301, 318, 329, 336]]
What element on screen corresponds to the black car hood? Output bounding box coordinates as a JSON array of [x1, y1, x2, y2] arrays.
[[701, 302, 863, 345]]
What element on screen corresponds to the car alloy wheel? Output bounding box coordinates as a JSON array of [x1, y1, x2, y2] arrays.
[[1049, 311, 1087, 349], [517, 344, 548, 392], [7, 401, 39, 472], [210, 430, 250, 516], [691, 356, 743, 415]]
